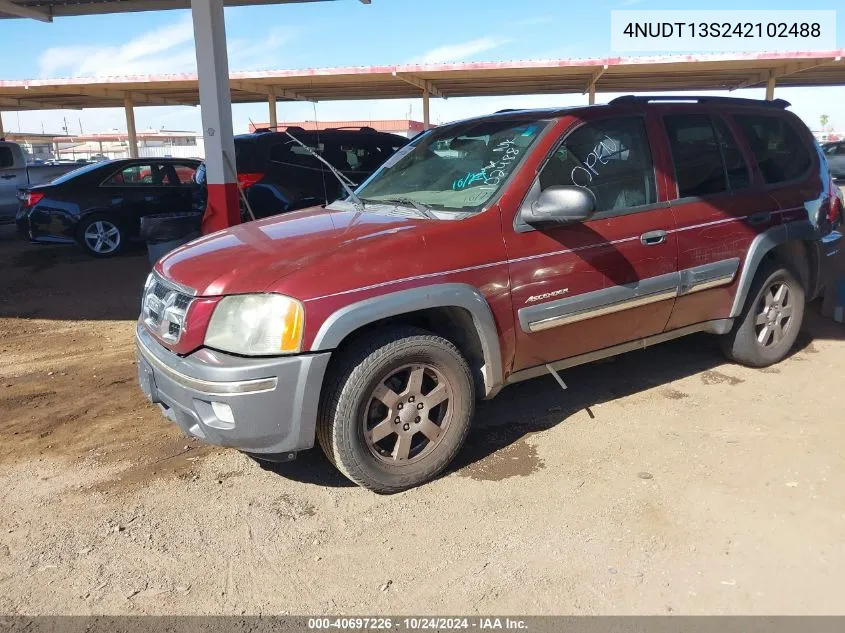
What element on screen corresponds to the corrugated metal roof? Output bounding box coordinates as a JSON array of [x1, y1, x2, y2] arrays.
[[0, 1, 340, 20], [0, 51, 843, 111]]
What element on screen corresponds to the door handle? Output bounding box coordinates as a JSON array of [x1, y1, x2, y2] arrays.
[[640, 230, 668, 246], [747, 212, 771, 226], [1, 174, 17, 180]]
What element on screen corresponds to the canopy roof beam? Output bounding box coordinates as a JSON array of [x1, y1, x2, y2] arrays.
[[0, 0, 51, 21], [732, 59, 834, 91], [230, 80, 308, 102], [393, 72, 444, 98], [0, 96, 80, 110], [583, 64, 608, 95]]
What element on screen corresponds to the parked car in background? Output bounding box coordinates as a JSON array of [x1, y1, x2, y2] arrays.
[[137, 96, 842, 492], [17, 157, 201, 257], [195, 126, 408, 220], [0, 140, 85, 225], [822, 141, 845, 178]]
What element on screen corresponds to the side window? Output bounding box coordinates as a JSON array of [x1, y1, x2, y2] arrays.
[[713, 117, 750, 190], [0, 146, 14, 169], [538, 117, 656, 213], [664, 114, 727, 198], [170, 163, 197, 185], [104, 164, 162, 186], [734, 115, 812, 184], [269, 141, 324, 172]]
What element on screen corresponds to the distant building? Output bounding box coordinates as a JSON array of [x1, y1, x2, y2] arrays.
[[53, 130, 203, 161], [1, 132, 72, 162], [248, 119, 430, 139]]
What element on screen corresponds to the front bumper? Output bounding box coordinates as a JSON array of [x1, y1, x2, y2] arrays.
[[135, 322, 331, 456]]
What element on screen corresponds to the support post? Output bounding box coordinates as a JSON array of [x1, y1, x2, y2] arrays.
[[422, 86, 430, 130], [268, 91, 278, 130], [0, 110, 4, 138], [765, 71, 776, 101], [588, 84, 596, 105], [191, 0, 239, 233], [124, 93, 138, 158]]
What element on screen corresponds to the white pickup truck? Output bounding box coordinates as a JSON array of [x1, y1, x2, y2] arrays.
[[0, 140, 84, 224]]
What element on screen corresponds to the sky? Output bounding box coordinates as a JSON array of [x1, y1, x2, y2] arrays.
[[0, 0, 843, 136]]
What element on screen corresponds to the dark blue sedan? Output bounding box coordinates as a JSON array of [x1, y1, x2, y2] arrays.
[[16, 158, 202, 257]]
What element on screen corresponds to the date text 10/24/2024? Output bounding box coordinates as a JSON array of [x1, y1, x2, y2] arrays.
[[307, 617, 528, 630]]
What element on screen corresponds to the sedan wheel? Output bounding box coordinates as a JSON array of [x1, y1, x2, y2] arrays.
[[82, 219, 122, 256]]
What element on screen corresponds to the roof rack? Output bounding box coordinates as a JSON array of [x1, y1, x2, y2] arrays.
[[326, 126, 378, 133], [608, 95, 791, 109]]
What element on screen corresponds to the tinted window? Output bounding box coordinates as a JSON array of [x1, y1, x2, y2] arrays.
[[171, 163, 197, 185], [665, 114, 727, 198], [269, 140, 324, 172], [713, 117, 750, 190], [0, 146, 13, 168], [539, 117, 656, 213], [734, 115, 812, 184], [234, 138, 261, 173], [103, 164, 170, 186]]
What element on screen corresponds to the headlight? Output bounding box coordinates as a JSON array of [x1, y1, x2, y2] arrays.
[[204, 294, 304, 356]]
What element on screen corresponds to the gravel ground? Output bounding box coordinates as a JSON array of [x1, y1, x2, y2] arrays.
[[1, 226, 844, 615]]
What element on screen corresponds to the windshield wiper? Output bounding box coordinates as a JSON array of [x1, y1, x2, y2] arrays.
[[282, 130, 364, 212], [380, 198, 437, 220]]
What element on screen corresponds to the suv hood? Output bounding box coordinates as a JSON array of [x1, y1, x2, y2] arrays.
[[156, 205, 420, 296]]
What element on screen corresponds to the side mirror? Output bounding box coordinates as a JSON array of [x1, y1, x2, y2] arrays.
[[522, 185, 596, 227]]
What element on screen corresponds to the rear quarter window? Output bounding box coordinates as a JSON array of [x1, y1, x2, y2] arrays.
[[734, 114, 812, 184], [234, 139, 261, 173], [0, 146, 14, 168]]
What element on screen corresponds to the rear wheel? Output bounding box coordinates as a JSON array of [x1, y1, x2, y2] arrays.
[[317, 327, 474, 493], [78, 214, 124, 257], [721, 260, 805, 367]]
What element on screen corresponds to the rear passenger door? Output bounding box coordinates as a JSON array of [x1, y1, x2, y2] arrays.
[[507, 114, 679, 371], [663, 111, 776, 331]]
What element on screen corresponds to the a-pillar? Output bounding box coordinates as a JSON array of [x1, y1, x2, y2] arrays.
[[124, 94, 138, 158], [765, 71, 777, 101], [191, 0, 239, 233]]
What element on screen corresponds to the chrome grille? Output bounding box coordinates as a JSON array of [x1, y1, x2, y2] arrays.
[[141, 275, 194, 344]]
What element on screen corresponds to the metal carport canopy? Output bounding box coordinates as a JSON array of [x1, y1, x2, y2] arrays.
[[0, 0, 373, 233], [0, 0, 360, 21], [0, 51, 843, 111]]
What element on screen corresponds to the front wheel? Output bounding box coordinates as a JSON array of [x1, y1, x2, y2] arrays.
[[721, 260, 805, 367], [317, 327, 475, 493], [78, 214, 125, 257]]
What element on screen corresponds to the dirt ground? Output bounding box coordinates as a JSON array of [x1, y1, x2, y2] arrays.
[[1, 225, 844, 616]]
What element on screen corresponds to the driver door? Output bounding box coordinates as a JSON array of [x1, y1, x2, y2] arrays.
[[504, 114, 679, 372]]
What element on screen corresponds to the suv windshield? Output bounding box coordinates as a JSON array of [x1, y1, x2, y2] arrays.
[[356, 117, 550, 212]]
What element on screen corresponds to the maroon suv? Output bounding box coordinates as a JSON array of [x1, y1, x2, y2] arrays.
[[136, 95, 844, 493]]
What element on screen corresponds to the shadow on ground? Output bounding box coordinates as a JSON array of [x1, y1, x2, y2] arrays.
[[265, 314, 830, 489], [0, 226, 150, 321]]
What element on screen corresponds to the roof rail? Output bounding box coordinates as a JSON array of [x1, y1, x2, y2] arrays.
[[608, 95, 791, 109], [326, 126, 378, 133], [495, 108, 521, 113]]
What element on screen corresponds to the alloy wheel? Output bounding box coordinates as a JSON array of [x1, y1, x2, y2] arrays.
[[363, 364, 453, 464], [754, 281, 794, 348], [83, 220, 121, 254]]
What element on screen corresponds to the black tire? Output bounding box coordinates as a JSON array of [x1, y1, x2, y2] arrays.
[[720, 259, 805, 367], [317, 327, 475, 493], [77, 213, 125, 258]]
